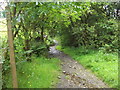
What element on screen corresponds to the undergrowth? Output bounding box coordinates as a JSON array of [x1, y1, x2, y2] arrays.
[[56, 45, 118, 88], [4, 56, 61, 88]]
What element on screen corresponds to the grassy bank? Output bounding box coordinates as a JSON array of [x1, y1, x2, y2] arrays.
[[4, 56, 61, 88], [56, 46, 118, 88]]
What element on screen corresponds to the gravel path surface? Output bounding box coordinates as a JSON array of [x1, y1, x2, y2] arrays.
[[49, 41, 109, 88]]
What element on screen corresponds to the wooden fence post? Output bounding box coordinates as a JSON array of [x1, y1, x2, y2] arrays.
[[6, 5, 18, 88]]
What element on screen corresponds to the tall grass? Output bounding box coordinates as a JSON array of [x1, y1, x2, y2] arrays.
[[56, 46, 118, 88], [4, 56, 61, 88]]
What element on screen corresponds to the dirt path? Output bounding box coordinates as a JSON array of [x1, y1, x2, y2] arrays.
[[49, 41, 109, 88]]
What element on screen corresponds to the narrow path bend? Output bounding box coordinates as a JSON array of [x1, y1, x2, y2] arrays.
[[49, 41, 109, 88]]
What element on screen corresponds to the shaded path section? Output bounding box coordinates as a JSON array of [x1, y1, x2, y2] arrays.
[[49, 40, 109, 88]]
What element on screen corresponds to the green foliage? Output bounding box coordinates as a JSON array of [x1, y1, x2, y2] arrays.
[[4, 56, 61, 88], [31, 42, 48, 56], [60, 27, 74, 46], [56, 2, 118, 53], [60, 18, 118, 52], [2, 2, 119, 88], [56, 46, 118, 88], [8, 2, 118, 59], [56, 46, 62, 51]]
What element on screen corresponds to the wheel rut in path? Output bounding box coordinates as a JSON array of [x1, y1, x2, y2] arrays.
[[49, 44, 109, 88]]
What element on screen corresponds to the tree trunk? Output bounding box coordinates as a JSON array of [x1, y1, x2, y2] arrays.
[[24, 39, 31, 62], [6, 5, 18, 88], [41, 26, 44, 42]]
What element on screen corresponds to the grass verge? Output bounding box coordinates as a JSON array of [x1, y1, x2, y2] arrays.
[[56, 45, 118, 88], [4, 56, 61, 88]]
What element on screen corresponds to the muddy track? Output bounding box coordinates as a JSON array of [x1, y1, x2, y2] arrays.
[[49, 42, 110, 88]]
